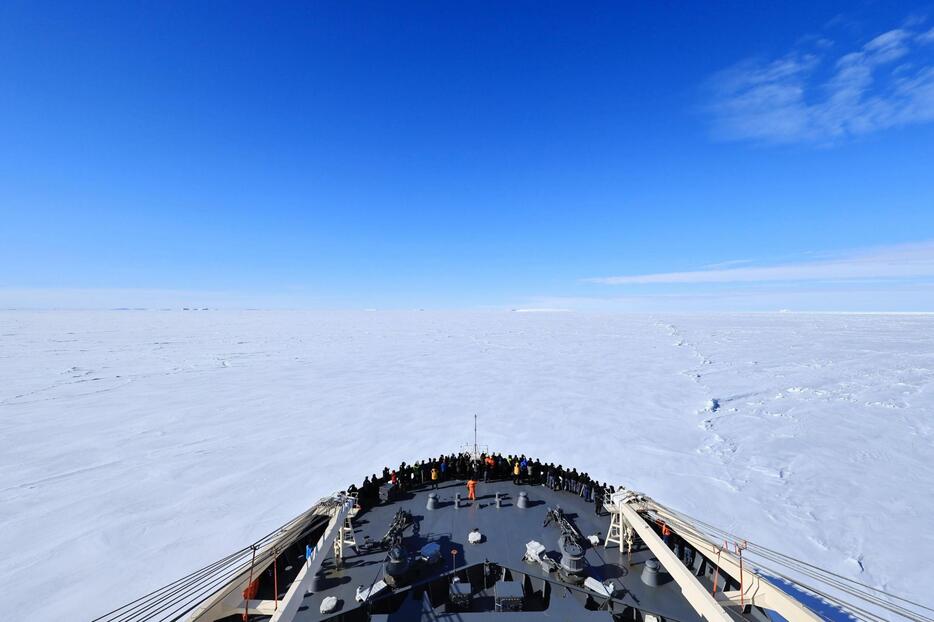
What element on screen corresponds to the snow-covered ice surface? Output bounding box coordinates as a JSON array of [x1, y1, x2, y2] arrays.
[[2, 310, 933, 620]]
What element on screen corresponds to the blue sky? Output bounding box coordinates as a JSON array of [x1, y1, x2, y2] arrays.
[[2, 1, 933, 310]]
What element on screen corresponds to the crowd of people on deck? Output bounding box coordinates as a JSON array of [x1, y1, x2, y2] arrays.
[[349, 452, 619, 515]]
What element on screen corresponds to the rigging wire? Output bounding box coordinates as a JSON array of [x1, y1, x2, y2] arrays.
[[648, 500, 934, 622], [654, 506, 923, 621], [91, 501, 335, 622], [91, 547, 252, 621], [658, 501, 934, 612]]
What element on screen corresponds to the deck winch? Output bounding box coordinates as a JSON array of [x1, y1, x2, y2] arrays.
[[383, 545, 411, 587], [544, 505, 588, 582]]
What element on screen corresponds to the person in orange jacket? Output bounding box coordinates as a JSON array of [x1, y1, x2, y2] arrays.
[[430, 467, 439, 489], [466, 478, 477, 501]]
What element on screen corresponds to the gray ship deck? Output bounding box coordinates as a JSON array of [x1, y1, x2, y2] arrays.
[[295, 479, 765, 621]]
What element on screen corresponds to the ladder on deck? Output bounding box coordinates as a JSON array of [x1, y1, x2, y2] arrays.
[[603, 490, 640, 556], [333, 493, 359, 559]]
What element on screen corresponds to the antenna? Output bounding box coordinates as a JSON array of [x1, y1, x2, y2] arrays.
[[473, 414, 478, 459], [460, 415, 487, 461]]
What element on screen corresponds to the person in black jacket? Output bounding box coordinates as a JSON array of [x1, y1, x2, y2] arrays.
[[592, 482, 604, 515]]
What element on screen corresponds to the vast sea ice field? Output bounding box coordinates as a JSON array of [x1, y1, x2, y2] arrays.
[[1, 310, 932, 620]]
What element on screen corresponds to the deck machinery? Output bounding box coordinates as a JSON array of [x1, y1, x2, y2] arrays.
[[94, 454, 930, 622], [163, 480, 823, 622]]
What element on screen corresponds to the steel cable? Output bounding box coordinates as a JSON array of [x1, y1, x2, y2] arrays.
[[91, 499, 335, 622], [648, 500, 933, 622]]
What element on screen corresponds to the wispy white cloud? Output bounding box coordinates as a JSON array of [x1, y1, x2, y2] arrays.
[[701, 258, 755, 270], [706, 22, 934, 144], [588, 241, 934, 285]]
